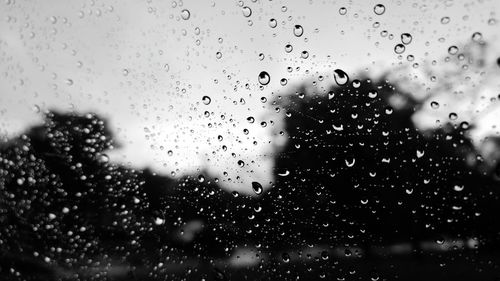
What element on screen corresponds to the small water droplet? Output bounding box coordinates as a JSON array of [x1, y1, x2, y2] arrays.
[[471, 32, 482, 43], [269, 18, 277, 28], [441, 16, 450, 24], [293, 25, 304, 37], [401, 33, 412, 44], [180, 9, 190, 20], [251, 181, 263, 195], [345, 158, 356, 167], [285, 44, 293, 53], [333, 69, 349, 86], [394, 44, 405, 54], [258, 71, 270, 85], [282, 252, 290, 263], [242, 6, 252, 17], [339, 7, 347, 15], [430, 101, 439, 109], [448, 45, 458, 55], [373, 4, 386, 15], [202, 96, 211, 105], [300, 50, 309, 59]]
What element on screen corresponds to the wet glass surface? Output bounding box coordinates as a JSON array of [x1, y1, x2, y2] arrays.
[[1, 1, 500, 280]]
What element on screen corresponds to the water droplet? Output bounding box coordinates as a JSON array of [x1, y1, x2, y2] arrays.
[[394, 44, 405, 54], [368, 91, 378, 98], [416, 150, 425, 158], [401, 33, 412, 44], [449, 112, 457, 120], [242, 6, 252, 17], [471, 32, 482, 42], [258, 71, 270, 85], [345, 158, 356, 167], [293, 25, 304, 37], [180, 9, 190, 20], [251, 181, 263, 195], [216, 52, 222, 59], [281, 252, 290, 263], [339, 7, 347, 15], [247, 116, 255, 123], [285, 44, 293, 53], [448, 45, 458, 55], [269, 18, 277, 28], [258, 53, 265, 60], [238, 160, 245, 167], [373, 4, 386, 15], [430, 101, 439, 109], [300, 50, 309, 59], [441, 16, 450, 24], [280, 78, 288, 86], [202, 96, 211, 105], [333, 69, 349, 86], [278, 170, 290, 177], [454, 185, 464, 192], [198, 175, 205, 182], [155, 217, 165, 225]]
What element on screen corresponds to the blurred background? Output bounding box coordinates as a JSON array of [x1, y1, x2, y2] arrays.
[[1, 0, 500, 280]]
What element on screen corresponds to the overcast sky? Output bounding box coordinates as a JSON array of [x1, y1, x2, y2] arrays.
[[1, 0, 499, 194]]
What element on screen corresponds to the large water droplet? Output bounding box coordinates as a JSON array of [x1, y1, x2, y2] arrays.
[[333, 69, 349, 86], [258, 71, 270, 85]]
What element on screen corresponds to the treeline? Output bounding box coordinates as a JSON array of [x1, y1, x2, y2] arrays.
[[1, 76, 500, 280]]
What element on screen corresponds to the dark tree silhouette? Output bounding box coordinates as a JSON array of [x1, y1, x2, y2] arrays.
[[249, 76, 500, 256]]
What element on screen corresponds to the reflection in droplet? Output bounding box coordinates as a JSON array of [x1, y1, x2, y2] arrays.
[[373, 4, 386, 15], [258, 71, 270, 85], [333, 69, 349, 86], [251, 181, 263, 195]]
